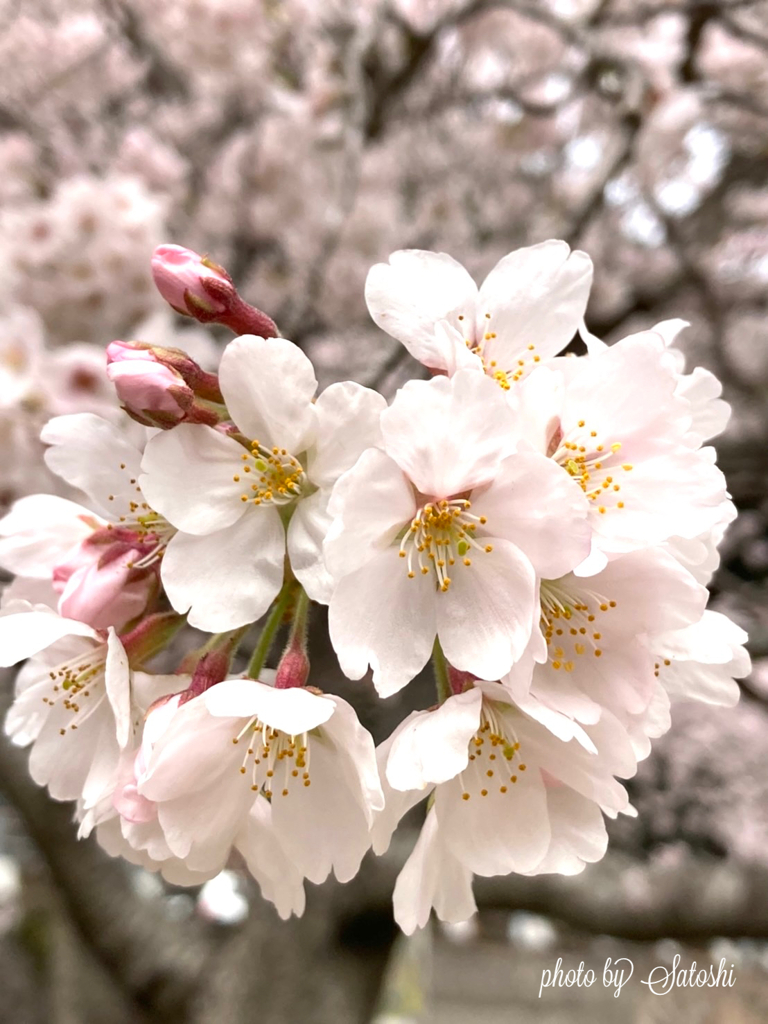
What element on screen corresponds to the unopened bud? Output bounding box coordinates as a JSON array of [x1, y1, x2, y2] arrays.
[[151, 243, 279, 338], [447, 665, 475, 695], [107, 343, 194, 426], [120, 611, 186, 666], [54, 534, 156, 632], [275, 647, 310, 690], [106, 339, 224, 428]]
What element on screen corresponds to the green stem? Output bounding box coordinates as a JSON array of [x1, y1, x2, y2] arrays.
[[287, 587, 310, 650], [432, 637, 452, 705], [247, 580, 296, 679]]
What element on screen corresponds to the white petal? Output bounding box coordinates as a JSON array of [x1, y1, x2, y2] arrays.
[[0, 494, 96, 578], [381, 370, 516, 497], [478, 241, 593, 366], [365, 250, 479, 370], [322, 694, 385, 817], [393, 810, 477, 935], [105, 629, 131, 749], [160, 507, 285, 631], [140, 424, 247, 535], [236, 799, 306, 919], [41, 414, 144, 519], [372, 724, 430, 856], [652, 610, 748, 706], [436, 321, 486, 376], [307, 380, 386, 488], [437, 538, 536, 681], [328, 547, 437, 697], [324, 449, 415, 580], [29, 693, 110, 800], [472, 452, 591, 579], [527, 785, 607, 875], [270, 736, 373, 884], [287, 490, 334, 604], [205, 679, 335, 734], [218, 335, 317, 453], [0, 603, 97, 667], [386, 690, 482, 791], [436, 762, 550, 876]]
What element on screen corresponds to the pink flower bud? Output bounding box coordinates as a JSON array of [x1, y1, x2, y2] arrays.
[[151, 243, 232, 316], [53, 538, 155, 631], [275, 647, 310, 690], [107, 343, 193, 424], [151, 242, 279, 338]]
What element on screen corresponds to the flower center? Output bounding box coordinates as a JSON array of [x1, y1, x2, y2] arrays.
[[233, 717, 312, 798], [235, 440, 306, 507], [457, 311, 542, 388], [41, 645, 108, 734], [550, 417, 633, 514], [398, 498, 493, 592], [539, 579, 617, 670], [460, 701, 526, 800], [108, 462, 175, 564]]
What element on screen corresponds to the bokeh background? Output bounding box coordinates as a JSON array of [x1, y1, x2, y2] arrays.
[[1, 0, 767, 1021]]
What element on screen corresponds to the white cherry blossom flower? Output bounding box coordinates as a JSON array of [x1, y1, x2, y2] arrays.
[[582, 318, 731, 446], [503, 547, 708, 730], [374, 683, 634, 932], [512, 333, 730, 570], [0, 414, 172, 629], [139, 335, 385, 630], [326, 369, 592, 696], [136, 677, 384, 887], [365, 240, 593, 381], [649, 610, 749, 708], [103, 689, 308, 917], [0, 601, 133, 809]]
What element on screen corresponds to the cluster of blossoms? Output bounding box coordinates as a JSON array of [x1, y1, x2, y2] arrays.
[[0, 240, 749, 933]]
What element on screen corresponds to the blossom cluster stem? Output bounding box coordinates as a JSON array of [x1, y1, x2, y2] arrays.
[[246, 579, 297, 680]]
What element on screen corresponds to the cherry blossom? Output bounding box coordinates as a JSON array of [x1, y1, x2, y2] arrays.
[[511, 332, 730, 570], [374, 683, 635, 932], [365, 240, 593, 380], [140, 334, 385, 630], [0, 601, 168, 816], [136, 677, 384, 888], [0, 414, 169, 629], [326, 368, 591, 696]]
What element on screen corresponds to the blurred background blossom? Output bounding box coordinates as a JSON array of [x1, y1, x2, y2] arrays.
[[0, 0, 767, 1021]]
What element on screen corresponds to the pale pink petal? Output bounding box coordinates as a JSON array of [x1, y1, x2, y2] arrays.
[[205, 679, 335, 735], [478, 241, 593, 367], [160, 507, 285, 631], [0, 494, 96, 578], [140, 424, 247, 535], [472, 452, 591, 579], [0, 603, 97, 667], [41, 414, 144, 520], [437, 538, 536, 681], [307, 380, 386, 488], [324, 449, 416, 580], [365, 250, 479, 370], [435, 760, 550, 876], [105, 629, 131, 749], [218, 335, 317, 453], [386, 690, 482, 791], [393, 810, 477, 934], [287, 490, 334, 604], [381, 370, 516, 498], [328, 547, 437, 697]]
